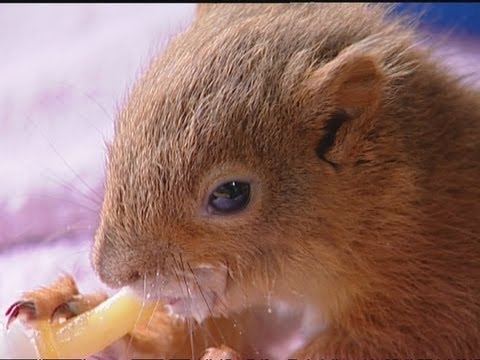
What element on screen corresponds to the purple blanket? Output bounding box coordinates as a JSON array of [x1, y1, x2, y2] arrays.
[[0, 4, 196, 312], [0, 2, 479, 337]]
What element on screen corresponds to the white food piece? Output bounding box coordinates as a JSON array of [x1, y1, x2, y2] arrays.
[[0, 320, 39, 358]]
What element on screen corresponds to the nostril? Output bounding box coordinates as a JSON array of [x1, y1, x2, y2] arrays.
[[127, 271, 141, 284], [97, 267, 141, 289]]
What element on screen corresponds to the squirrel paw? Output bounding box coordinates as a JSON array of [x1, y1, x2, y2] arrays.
[[4, 274, 107, 329]]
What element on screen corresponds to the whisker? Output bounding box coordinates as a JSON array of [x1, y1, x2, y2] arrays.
[[43, 171, 102, 208], [171, 254, 195, 360], [234, 261, 260, 352], [71, 85, 114, 137], [17, 190, 100, 215], [178, 254, 196, 360], [187, 262, 227, 347], [125, 273, 148, 357], [167, 249, 213, 349], [29, 116, 104, 202], [1, 222, 94, 251], [44, 81, 112, 139], [144, 260, 164, 331], [184, 261, 216, 350]]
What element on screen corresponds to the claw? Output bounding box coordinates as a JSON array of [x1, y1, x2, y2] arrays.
[[5, 306, 20, 330], [5, 301, 36, 330], [51, 301, 76, 324], [5, 300, 22, 317], [4, 290, 106, 331]]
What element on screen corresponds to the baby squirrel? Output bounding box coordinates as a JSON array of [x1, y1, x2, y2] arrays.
[[6, 3, 480, 359]]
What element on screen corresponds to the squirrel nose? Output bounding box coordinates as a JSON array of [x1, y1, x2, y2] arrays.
[[96, 261, 141, 289], [91, 228, 141, 289], [91, 247, 141, 289]]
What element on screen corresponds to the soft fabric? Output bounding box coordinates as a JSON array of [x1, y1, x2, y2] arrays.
[[0, 3, 196, 311]]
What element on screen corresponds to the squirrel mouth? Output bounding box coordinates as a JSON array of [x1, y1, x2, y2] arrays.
[[165, 297, 180, 306], [130, 288, 218, 323], [163, 293, 219, 322], [128, 264, 228, 323]]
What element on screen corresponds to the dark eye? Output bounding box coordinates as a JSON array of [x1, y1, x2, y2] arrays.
[[208, 181, 251, 214]]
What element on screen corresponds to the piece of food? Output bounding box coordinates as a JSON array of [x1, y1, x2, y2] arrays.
[[2, 287, 156, 359], [0, 320, 39, 358]]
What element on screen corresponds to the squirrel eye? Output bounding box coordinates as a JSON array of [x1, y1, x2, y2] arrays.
[[208, 181, 251, 215]]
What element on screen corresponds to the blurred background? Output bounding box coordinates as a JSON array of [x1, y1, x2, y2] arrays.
[[396, 3, 480, 36], [0, 3, 479, 315]]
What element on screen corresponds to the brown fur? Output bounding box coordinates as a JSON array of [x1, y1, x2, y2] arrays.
[[9, 3, 480, 359]]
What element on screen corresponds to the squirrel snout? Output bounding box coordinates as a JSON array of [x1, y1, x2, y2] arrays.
[[92, 248, 141, 289], [91, 229, 142, 289]]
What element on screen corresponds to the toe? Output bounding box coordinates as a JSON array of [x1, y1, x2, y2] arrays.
[[5, 301, 36, 329]]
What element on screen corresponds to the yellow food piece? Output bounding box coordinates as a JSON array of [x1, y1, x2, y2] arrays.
[[34, 288, 156, 358]]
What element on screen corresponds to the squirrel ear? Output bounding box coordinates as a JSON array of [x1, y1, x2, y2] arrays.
[[302, 49, 384, 119], [298, 50, 385, 167]]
